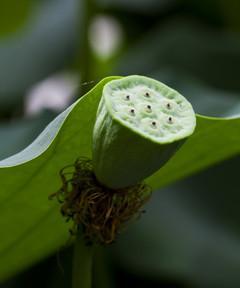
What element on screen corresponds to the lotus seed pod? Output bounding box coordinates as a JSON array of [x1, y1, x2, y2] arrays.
[[92, 75, 196, 189]]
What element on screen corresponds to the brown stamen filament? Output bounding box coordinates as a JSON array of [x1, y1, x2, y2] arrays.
[[49, 158, 151, 245]]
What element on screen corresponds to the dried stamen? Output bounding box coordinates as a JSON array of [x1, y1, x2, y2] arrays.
[[49, 158, 151, 245]]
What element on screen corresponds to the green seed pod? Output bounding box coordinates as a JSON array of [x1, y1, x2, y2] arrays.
[[92, 75, 196, 189]]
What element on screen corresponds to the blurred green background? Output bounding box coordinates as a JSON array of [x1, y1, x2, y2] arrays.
[[1, 0, 240, 287]]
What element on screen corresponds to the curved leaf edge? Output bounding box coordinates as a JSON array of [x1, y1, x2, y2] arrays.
[[0, 76, 238, 169]]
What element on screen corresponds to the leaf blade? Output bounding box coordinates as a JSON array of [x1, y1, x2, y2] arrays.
[[0, 76, 117, 282], [0, 76, 240, 281]]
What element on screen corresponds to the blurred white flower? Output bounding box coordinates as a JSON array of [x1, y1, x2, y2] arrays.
[[25, 72, 78, 116], [89, 14, 123, 60]]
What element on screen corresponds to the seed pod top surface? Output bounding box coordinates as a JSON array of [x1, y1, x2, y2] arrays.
[[93, 75, 196, 189], [102, 75, 196, 144]]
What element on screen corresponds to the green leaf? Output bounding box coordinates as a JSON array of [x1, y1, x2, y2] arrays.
[[146, 115, 240, 189], [0, 77, 117, 282], [0, 76, 240, 281], [0, 111, 56, 160], [113, 155, 240, 287]]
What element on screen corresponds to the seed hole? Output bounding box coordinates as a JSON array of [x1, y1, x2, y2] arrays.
[[151, 121, 157, 128], [146, 105, 152, 112], [125, 95, 130, 100], [166, 103, 171, 109], [145, 92, 150, 98], [130, 109, 135, 115], [168, 117, 173, 124]]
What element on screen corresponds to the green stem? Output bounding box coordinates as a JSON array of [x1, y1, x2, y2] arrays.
[[72, 235, 95, 288], [93, 248, 113, 288]]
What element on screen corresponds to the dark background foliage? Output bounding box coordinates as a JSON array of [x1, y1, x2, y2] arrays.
[[0, 0, 240, 287]]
